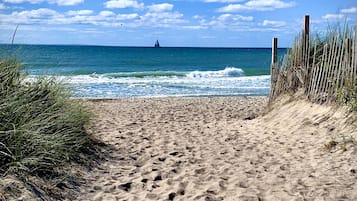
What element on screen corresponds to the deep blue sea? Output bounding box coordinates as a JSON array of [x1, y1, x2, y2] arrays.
[[1, 45, 286, 98]]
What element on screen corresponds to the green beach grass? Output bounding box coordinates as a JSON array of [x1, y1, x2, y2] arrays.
[[0, 57, 98, 200]]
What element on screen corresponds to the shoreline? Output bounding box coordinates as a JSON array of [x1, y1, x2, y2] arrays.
[[74, 95, 269, 101]]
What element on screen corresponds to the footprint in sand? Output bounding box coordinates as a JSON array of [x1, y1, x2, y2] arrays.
[[118, 182, 131, 192]]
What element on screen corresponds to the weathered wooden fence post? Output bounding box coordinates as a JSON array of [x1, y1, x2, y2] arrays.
[[272, 38, 278, 65], [353, 15, 357, 87], [302, 15, 310, 91], [270, 37, 278, 101]]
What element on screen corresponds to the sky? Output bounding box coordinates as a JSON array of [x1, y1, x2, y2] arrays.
[[0, 0, 356, 47]]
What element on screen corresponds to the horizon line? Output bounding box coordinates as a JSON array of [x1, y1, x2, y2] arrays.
[[0, 43, 289, 49]]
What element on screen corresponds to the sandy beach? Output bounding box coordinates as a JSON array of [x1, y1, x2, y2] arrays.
[[76, 96, 357, 201]]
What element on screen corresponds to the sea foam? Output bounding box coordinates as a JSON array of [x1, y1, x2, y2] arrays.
[[186, 67, 244, 78], [27, 68, 270, 98]]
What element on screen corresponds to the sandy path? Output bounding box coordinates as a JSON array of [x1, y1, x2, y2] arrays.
[[77, 97, 357, 201]]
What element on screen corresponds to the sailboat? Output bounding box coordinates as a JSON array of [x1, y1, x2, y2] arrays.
[[154, 40, 160, 48]]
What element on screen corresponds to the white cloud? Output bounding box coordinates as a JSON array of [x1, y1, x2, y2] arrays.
[[193, 15, 203, 19], [262, 20, 286, 27], [67, 12, 139, 25], [0, 3, 7, 9], [340, 7, 357, 14], [218, 0, 296, 12], [99, 10, 116, 17], [147, 3, 173, 12], [194, 13, 290, 32], [51, 0, 83, 6], [0, 8, 130, 26], [4, 0, 83, 6], [181, 25, 208, 30], [322, 14, 344, 21], [67, 10, 93, 16], [203, 0, 244, 3], [202, 14, 254, 29], [218, 4, 244, 12], [0, 8, 63, 25], [116, 13, 139, 20], [16, 8, 60, 18], [217, 13, 253, 21], [245, 0, 294, 8], [4, 0, 42, 3], [104, 0, 144, 9], [0, 7, 184, 29], [130, 11, 185, 28]]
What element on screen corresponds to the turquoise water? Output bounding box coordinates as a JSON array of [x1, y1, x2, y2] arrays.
[[1, 45, 286, 97]]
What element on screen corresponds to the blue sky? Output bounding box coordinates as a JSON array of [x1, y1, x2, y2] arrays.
[[0, 0, 356, 47]]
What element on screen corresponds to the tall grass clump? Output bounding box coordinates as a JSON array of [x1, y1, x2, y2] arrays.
[[0, 57, 94, 190]]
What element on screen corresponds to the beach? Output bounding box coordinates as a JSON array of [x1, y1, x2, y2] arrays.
[[76, 96, 357, 201], [0, 1, 356, 200]]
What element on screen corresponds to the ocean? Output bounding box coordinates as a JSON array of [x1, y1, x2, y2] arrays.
[[1, 45, 286, 98]]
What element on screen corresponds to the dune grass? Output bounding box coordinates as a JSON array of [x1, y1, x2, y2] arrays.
[[312, 26, 357, 111], [0, 57, 96, 199], [271, 21, 356, 112]]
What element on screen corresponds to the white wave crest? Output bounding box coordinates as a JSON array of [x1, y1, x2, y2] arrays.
[[186, 67, 244, 78]]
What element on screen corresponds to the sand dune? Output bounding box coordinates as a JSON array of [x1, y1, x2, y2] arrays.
[[76, 96, 357, 201]]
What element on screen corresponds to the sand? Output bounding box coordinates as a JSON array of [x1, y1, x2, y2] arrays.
[[76, 96, 357, 201]]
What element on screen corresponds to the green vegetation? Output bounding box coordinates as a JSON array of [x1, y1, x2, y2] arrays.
[[0, 57, 96, 199], [336, 79, 357, 111]]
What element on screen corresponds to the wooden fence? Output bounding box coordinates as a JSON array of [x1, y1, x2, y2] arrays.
[[270, 15, 357, 104]]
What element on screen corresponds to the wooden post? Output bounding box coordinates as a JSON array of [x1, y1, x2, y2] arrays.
[[303, 15, 310, 56], [303, 15, 310, 90], [314, 44, 328, 100], [353, 15, 357, 86], [270, 37, 278, 100], [307, 42, 317, 98], [272, 37, 278, 65], [302, 15, 310, 58], [351, 14, 357, 87], [345, 38, 352, 86], [326, 36, 338, 100], [304, 15, 310, 38]]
